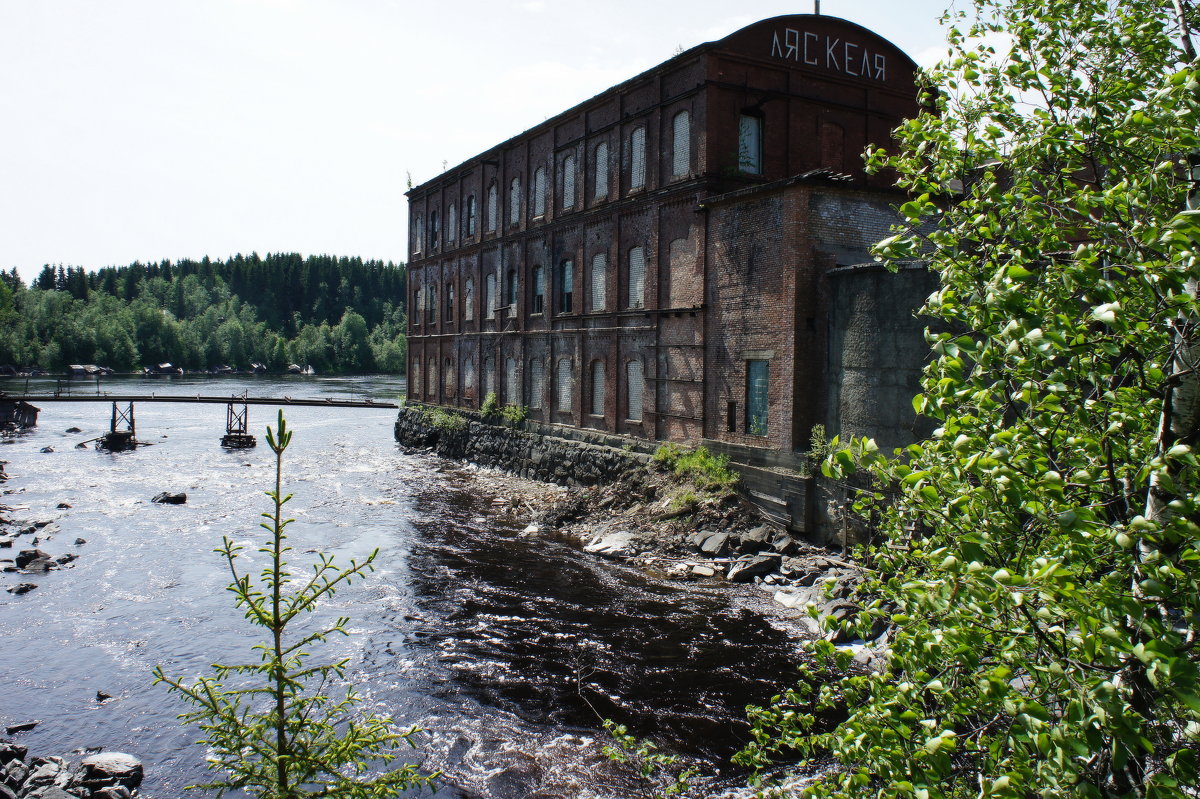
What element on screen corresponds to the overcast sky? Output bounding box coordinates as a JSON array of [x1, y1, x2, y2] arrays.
[[0, 0, 954, 284]]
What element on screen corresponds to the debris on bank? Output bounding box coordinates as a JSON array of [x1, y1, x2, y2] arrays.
[[0, 740, 144, 799]]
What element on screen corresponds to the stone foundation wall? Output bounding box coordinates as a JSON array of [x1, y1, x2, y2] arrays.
[[394, 406, 649, 487]]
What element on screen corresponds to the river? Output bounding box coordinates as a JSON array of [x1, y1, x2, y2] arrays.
[[0, 375, 807, 798]]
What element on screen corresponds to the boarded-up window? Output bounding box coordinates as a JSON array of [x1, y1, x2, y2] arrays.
[[445, 282, 454, 322], [746, 359, 769, 435], [486, 183, 498, 232], [429, 211, 440, 249], [464, 278, 475, 321], [445, 357, 455, 396], [627, 246, 645, 309], [591, 252, 607, 311], [630, 127, 646, 189], [668, 237, 697, 307], [484, 357, 496, 398], [626, 360, 644, 422], [591, 360, 605, 416], [466, 194, 477, 236], [672, 111, 690, 177], [447, 203, 457, 242], [413, 215, 424, 254], [529, 358, 544, 409], [556, 358, 573, 411], [506, 269, 518, 317], [505, 357, 518, 404], [594, 142, 609, 199], [562, 154, 576, 209], [532, 266, 545, 314], [509, 178, 521, 225], [429, 357, 438, 399], [411, 359, 421, 396], [738, 114, 763, 174], [486, 273, 497, 316], [463, 356, 476, 394], [533, 167, 546, 217]]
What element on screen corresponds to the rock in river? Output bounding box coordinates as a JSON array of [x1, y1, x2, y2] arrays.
[[80, 753, 143, 789], [151, 492, 186, 505]]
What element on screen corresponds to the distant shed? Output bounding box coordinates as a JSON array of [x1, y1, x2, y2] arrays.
[[0, 397, 39, 430]]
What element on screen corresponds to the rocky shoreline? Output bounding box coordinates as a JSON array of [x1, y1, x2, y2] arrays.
[[416, 448, 888, 671], [0, 741, 143, 799]]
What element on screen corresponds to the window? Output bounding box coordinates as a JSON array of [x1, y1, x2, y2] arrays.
[[505, 357, 519, 404], [447, 203, 457, 243], [626, 360, 644, 422], [429, 210, 440, 249], [562, 154, 576, 209], [627, 246, 645, 309], [532, 265, 545, 314], [591, 360, 605, 416], [413, 215, 424, 254], [529, 358, 544, 409], [506, 269, 518, 316], [559, 260, 573, 313], [630, 127, 646, 189], [466, 194, 477, 236], [486, 183, 498, 232], [426, 285, 437, 323], [532, 166, 546, 217], [672, 111, 690, 177], [738, 113, 763, 174], [485, 273, 497, 316], [429, 357, 438, 398], [445, 282, 454, 322], [594, 141, 609, 199], [445, 356, 455, 396], [411, 358, 421, 396], [464, 356, 476, 394], [746, 359, 769, 435], [556, 358, 573, 411], [464, 278, 475, 321], [509, 177, 521, 225], [484, 357, 496, 398], [413, 287, 421, 325], [668, 237, 696, 307], [591, 252, 607, 311]]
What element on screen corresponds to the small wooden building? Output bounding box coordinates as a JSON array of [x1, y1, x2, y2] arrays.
[[0, 397, 39, 430]]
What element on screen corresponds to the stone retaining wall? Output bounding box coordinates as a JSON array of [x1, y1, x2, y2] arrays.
[[394, 407, 648, 487]]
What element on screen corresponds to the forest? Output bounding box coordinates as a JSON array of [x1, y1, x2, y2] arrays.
[[0, 253, 407, 374]]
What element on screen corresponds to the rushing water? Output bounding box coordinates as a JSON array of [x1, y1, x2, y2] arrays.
[[0, 376, 807, 798]]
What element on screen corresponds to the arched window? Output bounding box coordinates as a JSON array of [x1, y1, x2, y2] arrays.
[[429, 210, 440, 249], [427, 285, 437, 323], [411, 358, 421, 396], [626, 360, 644, 422], [484, 357, 496, 398], [505, 356, 519, 404], [485, 273, 497, 316], [509, 177, 521, 225], [463, 278, 475, 321], [556, 358, 573, 412], [486, 182, 498, 232], [529, 358, 544, 409], [532, 265, 545, 314], [532, 166, 546, 217], [559, 260, 573, 313], [627, 246, 645, 309], [413, 215, 424, 254], [445, 282, 454, 322], [444, 356, 455, 396], [672, 110, 690, 177], [594, 141, 609, 200], [590, 252, 607, 311], [506, 269, 518, 316], [562, 154, 576, 210], [630, 127, 646, 190], [591, 359, 605, 417], [447, 203, 457, 243], [463, 356, 476, 395], [465, 194, 477, 236]]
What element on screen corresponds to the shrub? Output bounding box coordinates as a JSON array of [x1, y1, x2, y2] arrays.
[[424, 406, 467, 434], [499, 404, 528, 425], [480, 391, 499, 417], [652, 443, 738, 492]]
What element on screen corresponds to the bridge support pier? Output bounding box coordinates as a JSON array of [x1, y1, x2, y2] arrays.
[[221, 397, 256, 448], [98, 401, 137, 451]]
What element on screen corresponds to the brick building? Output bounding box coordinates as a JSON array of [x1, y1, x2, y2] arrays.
[[405, 14, 932, 526]]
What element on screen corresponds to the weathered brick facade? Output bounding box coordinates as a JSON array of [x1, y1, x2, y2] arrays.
[[406, 15, 932, 507]]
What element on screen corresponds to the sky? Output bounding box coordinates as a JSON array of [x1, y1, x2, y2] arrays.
[[0, 0, 956, 284]]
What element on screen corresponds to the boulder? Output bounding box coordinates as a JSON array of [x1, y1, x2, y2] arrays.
[[80, 753, 143, 789], [93, 787, 132, 799], [55, 503, 71, 509], [64, 428, 81, 434], [739, 525, 774, 553], [73, 539, 86, 546], [6, 584, 36, 595], [0, 741, 28, 766], [686, 529, 716, 548], [151, 492, 187, 505], [29, 787, 80, 799], [690, 564, 717, 578], [584, 531, 635, 558], [21, 559, 53, 573], [771, 533, 800, 555], [55, 554, 76, 565], [726, 554, 781, 583], [0, 538, 12, 549], [39, 447, 53, 454], [14, 550, 48, 569], [698, 532, 731, 556], [3, 722, 37, 735]]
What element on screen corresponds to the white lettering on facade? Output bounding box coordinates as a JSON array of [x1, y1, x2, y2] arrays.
[[770, 27, 888, 82]]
